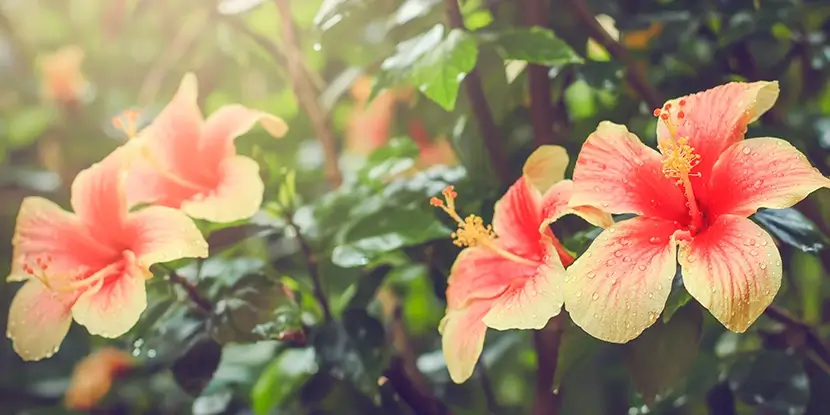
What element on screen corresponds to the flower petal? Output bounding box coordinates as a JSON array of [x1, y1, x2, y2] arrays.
[[570, 121, 688, 222], [482, 245, 565, 330], [705, 137, 830, 217], [564, 217, 680, 343], [200, 104, 289, 167], [659, 81, 779, 202], [125, 206, 209, 267], [179, 155, 265, 222], [70, 144, 136, 231], [439, 301, 490, 383], [540, 179, 614, 230], [678, 214, 781, 333], [72, 270, 148, 338], [8, 197, 115, 282], [445, 245, 531, 309], [6, 279, 75, 361], [522, 145, 569, 193], [492, 176, 545, 259]]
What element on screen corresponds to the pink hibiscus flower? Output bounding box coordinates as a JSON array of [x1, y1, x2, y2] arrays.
[[564, 81, 830, 343], [432, 146, 612, 383], [124, 73, 289, 223], [6, 144, 208, 361]]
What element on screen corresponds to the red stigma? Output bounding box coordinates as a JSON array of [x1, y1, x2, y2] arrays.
[[679, 99, 686, 106], [664, 103, 672, 110], [660, 113, 669, 120], [429, 197, 443, 207], [677, 111, 685, 119], [653, 108, 662, 117]]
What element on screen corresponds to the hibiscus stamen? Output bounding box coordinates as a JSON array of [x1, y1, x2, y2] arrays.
[[22, 254, 123, 293], [112, 109, 142, 139], [654, 101, 704, 232], [430, 186, 537, 266]]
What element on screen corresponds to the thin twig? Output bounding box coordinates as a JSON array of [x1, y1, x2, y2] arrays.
[[444, 0, 510, 185], [477, 362, 501, 414], [764, 305, 830, 367], [385, 357, 451, 415], [159, 265, 214, 313], [522, 0, 554, 146], [274, 0, 343, 188], [563, 0, 663, 109], [532, 315, 565, 415], [285, 211, 333, 322]]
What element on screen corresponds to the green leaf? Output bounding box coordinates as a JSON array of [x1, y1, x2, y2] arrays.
[[662, 270, 691, 323], [209, 273, 303, 345], [753, 208, 828, 253], [381, 24, 479, 111], [172, 332, 223, 396], [312, 309, 389, 397], [553, 326, 605, 390], [483, 27, 584, 66], [338, 265, 393, 312], [6, 107, 57, 149], [251, 348, 318, 415], [728, 351, 810, 414], [623, 303, 703, 404]]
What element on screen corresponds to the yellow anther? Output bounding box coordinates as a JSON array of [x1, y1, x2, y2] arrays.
[[452, 214, 496, 248], [654, 102, 699, 183]]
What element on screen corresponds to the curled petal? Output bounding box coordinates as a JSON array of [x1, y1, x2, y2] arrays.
[[179, 155, 265, 223], [482, 246, 565, 330], [72, 269, 148, 338], [6, 279, 75, 361], [439, 301, 490, 383], [659, 81, 779, 201], [570, 121, 688, 223], [564, 217, 680, 343], [445, 245, 531, 309], [540, 180, 614, 231], [705, 137, 830, 217], [678, 215, 781, 333], [200, 104, 289, 168], [8, 197, 114, 282], [492, 177, 545, 259], [125, 206, 208, 267], [522, 145, 569, 193]]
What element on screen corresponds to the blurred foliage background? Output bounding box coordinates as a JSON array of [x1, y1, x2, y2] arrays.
[[2, 0, 830, 414]]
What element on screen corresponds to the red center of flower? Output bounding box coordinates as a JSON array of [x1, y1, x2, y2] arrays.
[[654, 101, 704, 234], [22, 250, 139, 293]]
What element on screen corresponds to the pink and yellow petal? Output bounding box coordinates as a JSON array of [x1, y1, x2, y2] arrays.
[[678, 215, 781, 333], [445, 245, 533, 310], [540, 180, 614, 231], [522, 145, 569, 193], [482, 249, 565, 330], [439, 301, 491, 383], [125, 206, 208, 267], [492, 177, 545, 259], [570, 121, 688, 223], [179, 155, 265, 223], [6, 279, 75, 361], [71, 269, 149, 338], [70, 145, 137, 231], [200, 104, 289, 167], [705, 137, 830, 217], [564, 217, 680, 343]]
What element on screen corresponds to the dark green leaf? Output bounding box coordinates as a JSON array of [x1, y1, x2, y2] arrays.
[[623, 303, 703, 403], [251, 348, 318, 414], [553, 325, 605, 390], [339, 265, 393, 311], [312, 309, 389, 397], [662, 270, 691, 323], [482, 27, 584, 66], [728, 350, 810, 414], [172, 332, 223, 396], [753, 208, 828, 253], [7, 107, 57, 149], [300, 372, 381, 414]]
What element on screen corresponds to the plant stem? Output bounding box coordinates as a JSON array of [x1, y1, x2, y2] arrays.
[[563, 0, 663, 109], [522, 0, 555, 146], [532, 315, 565, 415], [285, 212, 333, 322], [764, 305, 830, 368], [443, 0, 510, 185], [159, 265, 213, 313], [274, 0, 343, 188]]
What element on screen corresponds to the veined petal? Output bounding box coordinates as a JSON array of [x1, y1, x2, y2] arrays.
[[482, 245, 564, 330], [678, 215, 781, 333], [125, 206, 208, 267], [200, 104, 289, 168], [439, 301, 490, 383], [492, 176, 545, 259], [659, 81, 779, 201], [570, 121, 688, 222], [564, 217, 680, 343], [445, 245, 532, 309], [8, 197, 115, 282], [72, 269, 148, 338], [705, 137, 830, 217], [540, 180, 614, 230], [6, 279, 75, 361], [70, 144, 136, 232], [522, 145, 569, 193], [179, 155, 265, 223]]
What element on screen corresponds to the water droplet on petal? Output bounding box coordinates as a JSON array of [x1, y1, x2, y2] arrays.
[[592, 292, 599, 300], [742, 147, 751, 155], [587, 272, 596, 279], [759, 263, 767, 270], [649, 236, 661, 244]]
